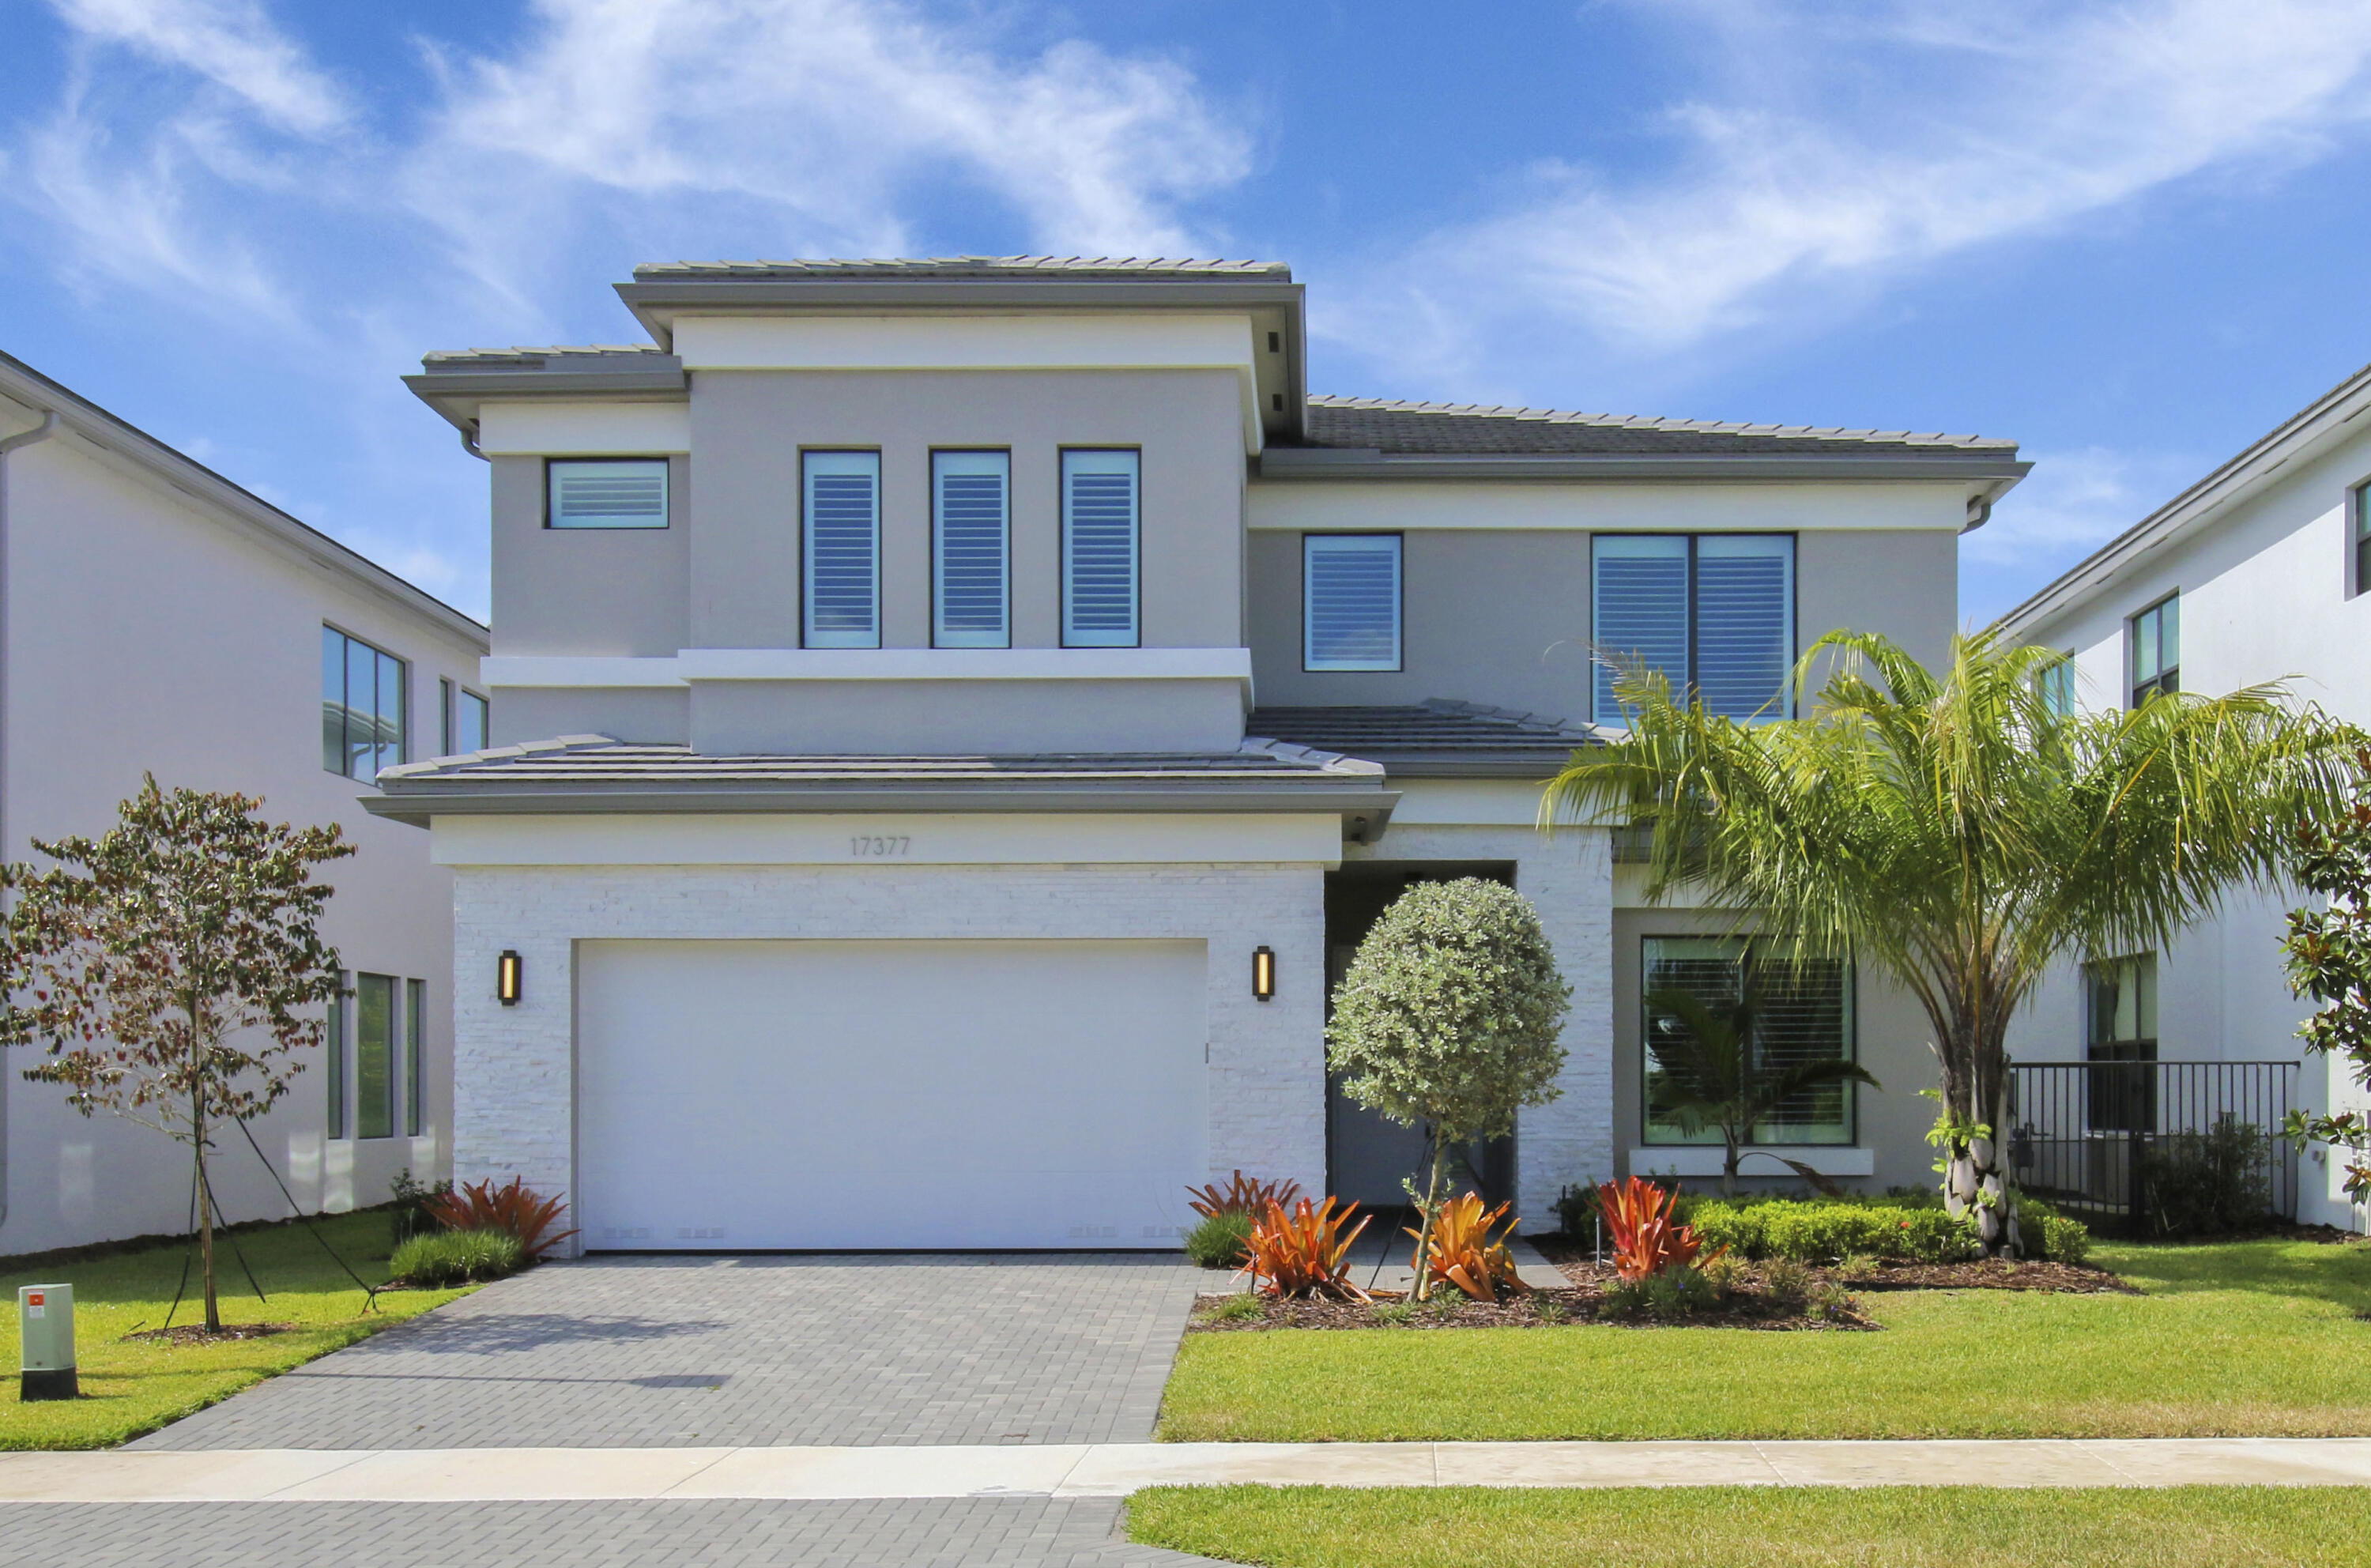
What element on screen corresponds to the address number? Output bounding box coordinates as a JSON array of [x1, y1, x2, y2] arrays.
[[850, 835, 911, 858]]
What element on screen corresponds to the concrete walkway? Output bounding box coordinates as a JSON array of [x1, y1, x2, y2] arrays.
[[7, 1438, 2369, 1501]]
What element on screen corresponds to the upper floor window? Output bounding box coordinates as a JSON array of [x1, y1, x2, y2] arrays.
[[548, 458, 668, 528], [805, 450, 882, 648], [1062, 450, 1140, 648], [2353, 483, 2370, 597], [1642, 937, 1855, 1147], [2129, 593, 2179, 707], [2036, 654, 2075, 718], [440, 677, 488, 756], [2084, 952, 2157, 1133], [1303, 533, 1401, 671], [1593, 534, 1793, 724], [322, 627, 405, 782], [933, 451, 1010, 648]]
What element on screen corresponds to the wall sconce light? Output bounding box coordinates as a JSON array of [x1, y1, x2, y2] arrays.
[[1252, 945, 1276, 1002], [497, 950, 522, 1007]]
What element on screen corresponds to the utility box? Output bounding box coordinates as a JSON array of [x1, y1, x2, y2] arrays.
[[18, 1283, 77, 1401]]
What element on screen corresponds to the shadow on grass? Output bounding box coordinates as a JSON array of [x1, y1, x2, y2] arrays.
[[2101, 1236, 2371, 1310]]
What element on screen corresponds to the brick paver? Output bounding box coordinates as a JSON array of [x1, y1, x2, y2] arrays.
[[132, 1253, 1206, 1451]]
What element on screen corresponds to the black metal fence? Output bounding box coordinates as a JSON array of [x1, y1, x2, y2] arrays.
[[2007, 1061, 2298, 1231]]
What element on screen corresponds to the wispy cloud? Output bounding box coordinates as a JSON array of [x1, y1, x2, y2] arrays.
[[1964, 445, 2201, 569], [50, 0, 350, 135]]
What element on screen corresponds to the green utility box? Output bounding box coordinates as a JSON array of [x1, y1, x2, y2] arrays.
[[18, 1283, 77, 1400]]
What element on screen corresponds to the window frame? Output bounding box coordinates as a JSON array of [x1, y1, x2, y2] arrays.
[[353, 972, 398, 1141], [1591, 532, 1797, 725], [931, 449, 1012, 649], [439, 677, 489, 756], [2128, 592, 2180, 707], [544, 457, 671, 530], [326, 971, 349, 1140], [1060, 447, 1142, 649], [1302, 532, 1404, 673], [802, 448, 884, 650], [2352, 481, 2371, 599], [322, 626, 408, 784], [2083, 952, 2158, 1133], [2036, 653, 2076, 718], [405, 978, 427, 1139], [1638, 934, 1860, 1148]]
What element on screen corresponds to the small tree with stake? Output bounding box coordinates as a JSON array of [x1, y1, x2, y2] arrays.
[[0, 778, 350, 1332], [1326, 879, 1570, 1299]]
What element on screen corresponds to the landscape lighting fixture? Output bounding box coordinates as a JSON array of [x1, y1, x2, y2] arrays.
[[498, 949, 522, 1006], [1252, 945, 1276, 1001]]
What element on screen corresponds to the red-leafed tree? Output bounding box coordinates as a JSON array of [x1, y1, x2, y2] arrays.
[[0, 778, 350, 1331]]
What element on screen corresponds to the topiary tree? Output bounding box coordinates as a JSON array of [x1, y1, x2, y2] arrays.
[[1326, 878, 1571, 1298], [2281, 742, 2371, 1223]]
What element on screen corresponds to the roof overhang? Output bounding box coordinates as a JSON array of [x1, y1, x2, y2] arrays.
[[403, 358, 688, 438]]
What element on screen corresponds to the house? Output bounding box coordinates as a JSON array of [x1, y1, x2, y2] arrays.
[[0, 352, 487, 1255], [378, 257, 2027, 1252], [2000, 360, 2371, 1234]]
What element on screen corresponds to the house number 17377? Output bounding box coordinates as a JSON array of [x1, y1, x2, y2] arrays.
[[850, 835, 911, 858]]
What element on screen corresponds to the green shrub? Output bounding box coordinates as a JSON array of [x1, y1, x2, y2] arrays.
[[2139, 1118, 2272, 1238], [390, 1227, 523, 1287], [388, 1168, 451, 1248], [1184, 1211, 1253, 1269], [2036, 1212, 2092, 1265], [1762, 1257, 1813, 1310], [1894, 1208, 1978, 1264], [1199, 1293, 1266, 1324], [1553, 1182, 1599, 1238], [1758, 1204, 1900, 1263], [1687, 1201, 1769, 1260]]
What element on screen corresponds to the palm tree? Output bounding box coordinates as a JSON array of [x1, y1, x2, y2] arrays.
[[1644, 982, 1880, 1200], [1549, 629, 2351, 1253]]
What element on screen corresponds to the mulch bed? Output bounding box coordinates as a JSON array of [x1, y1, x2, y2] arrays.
[[1532, 1236, 2133, 1295], [121, 1321, 297, 1345], [1189, 1276, 1879, 1333]]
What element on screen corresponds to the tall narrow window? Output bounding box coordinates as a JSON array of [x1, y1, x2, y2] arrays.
[[2130, 594, 2180, 707], [405, 978, 427, 1139], [2353, 484, 2369, 597], [805, 451, 881, 648], [1303, 534, 1401, 671], [933, 451, 1010, 647], [547, 458, 669, 528], [1642, 938, 1855, 1146], [2037, 655, 2075, 718], [439, 679, 489, 756], [326, 972, 349, 1140], [2085, 953, 2158, 1133], [322, 628, 406, 783], [1593, 535, 1793, 724], [1062, 450, 1140, 647], [355, 973, 395, 1140]]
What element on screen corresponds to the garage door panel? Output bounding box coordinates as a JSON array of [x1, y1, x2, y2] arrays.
[[577, 939, 1208, 1249]]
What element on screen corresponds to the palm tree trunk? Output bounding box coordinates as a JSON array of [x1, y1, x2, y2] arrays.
[[1939, 1007, 2022, 1256]]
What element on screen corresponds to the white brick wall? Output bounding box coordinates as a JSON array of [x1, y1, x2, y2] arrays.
[[452, 860, 1327, 1254]]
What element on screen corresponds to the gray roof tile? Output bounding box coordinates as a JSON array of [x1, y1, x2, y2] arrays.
[[1296, 395, 2015, 458], [631, 255, 1290, 281], [1248, 700, 1599, 776]]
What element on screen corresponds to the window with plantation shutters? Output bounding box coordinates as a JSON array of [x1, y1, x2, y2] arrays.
[[1303, 533, 1401, 671], [1062, 450, 1140, 647], [547, 459, 669, 528], [1592, 534, 1793, 724], [1642, 937, 1855, 1146], [804, 451, 881, 648], [1592, 536, 1688, 721], [933, 451, 1010, 647]]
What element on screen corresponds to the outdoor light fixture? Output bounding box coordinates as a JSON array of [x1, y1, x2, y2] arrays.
[[497, 949, 522, 1007], [1252, 945, 1276, 1001]]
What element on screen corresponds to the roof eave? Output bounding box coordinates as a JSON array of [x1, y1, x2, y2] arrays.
[[1255, 448, 2033, 487], [401, 365, 692, 435]]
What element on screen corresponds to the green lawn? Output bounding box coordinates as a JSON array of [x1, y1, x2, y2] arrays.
[[1159, 1238, 2371, 1442], [1125, 1485, 2362, 1568], [1, 1210, 471, 1449]]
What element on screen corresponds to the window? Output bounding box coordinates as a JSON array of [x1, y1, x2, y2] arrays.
[[355, 973, 396, 1140], [1303, 534, 1401, 671], [2354, 484, 2370, 597], [1062, 450, 1140, 647], [2130, 594, 2179, 706], [933, 451, 1010, 647], [804, 451, 881, 648], [405, 978, 427, 1139], [1641, 937, 1856, 1145], [547, 458, 669, 528], [1593, 535, 1794, 724], [322, 628, 406, 783], [439, 678, 488, 756], [2037, 655, 2075, 718], [2085, 953, 2158, 1133], [326, 972, 349, 1140]]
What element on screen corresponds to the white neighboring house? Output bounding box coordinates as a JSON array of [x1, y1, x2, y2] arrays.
[[0, 352, 488, 1256], [2001, 360, 2371, 1234]]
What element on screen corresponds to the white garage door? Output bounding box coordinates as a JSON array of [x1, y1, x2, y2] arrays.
[[577, 939, 1209, 1250]]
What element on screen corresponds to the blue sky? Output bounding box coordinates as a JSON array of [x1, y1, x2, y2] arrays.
[[6, 0, 2371, 627]]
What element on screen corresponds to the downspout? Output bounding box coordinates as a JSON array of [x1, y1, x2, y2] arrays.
[[0, 409, 61, 1235], [461, 420, 487, 462]]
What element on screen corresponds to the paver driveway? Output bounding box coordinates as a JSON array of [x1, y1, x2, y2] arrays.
[[133, 1252, 1208, 1450]]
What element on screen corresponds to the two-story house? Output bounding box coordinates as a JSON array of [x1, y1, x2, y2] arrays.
[[380, 257, 2027, 1252], [0, 351, 487, 1254], [2002, 360, 2371, 1234]]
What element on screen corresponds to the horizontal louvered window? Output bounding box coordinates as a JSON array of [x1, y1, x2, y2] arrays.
[[1063, 450, 1140, 647], [1642, 937, 1855, 1146], [933, 451, 1011, 647], [1304, 534, 1401, 671], [1592, 533, 1793, 724], [804, 451, 881, 649], [547, 459, 669, 528]]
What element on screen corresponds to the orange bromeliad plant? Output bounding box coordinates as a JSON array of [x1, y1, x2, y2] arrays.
[[426, 1176, 579, 1260], [1243, 1197, 1371, 1299], [1186, 1170, 1305, 1219], [1407, 1193, 1522, 1302], [1596, 1177, 1721, 1282]]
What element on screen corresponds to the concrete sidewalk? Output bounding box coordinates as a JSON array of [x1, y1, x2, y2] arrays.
[[5, 1438, 2368, 1502]]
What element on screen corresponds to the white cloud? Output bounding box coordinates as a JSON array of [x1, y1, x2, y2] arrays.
[[47, 0, 351, 136]]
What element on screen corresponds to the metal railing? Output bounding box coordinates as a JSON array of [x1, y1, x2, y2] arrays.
[[2007, 1060, 2297, 1230]]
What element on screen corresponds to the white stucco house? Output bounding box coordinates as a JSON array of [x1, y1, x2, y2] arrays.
[[2001, 359, 2371, 1234], [377, 257, 2029, 1253], [0, 352, 488, 1255]]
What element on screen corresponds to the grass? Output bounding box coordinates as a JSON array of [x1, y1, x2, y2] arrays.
[[1125, 1484, 2365, 1568], [1159, 1236, 2371, 1442], [1, 1209, 472, 1449]]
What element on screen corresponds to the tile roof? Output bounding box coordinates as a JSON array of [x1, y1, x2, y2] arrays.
[[1297, 395, 2016, 458], [631, 256, 1290, 281], [417, 346, 676, 369], [1248, 700, 1599, 776]]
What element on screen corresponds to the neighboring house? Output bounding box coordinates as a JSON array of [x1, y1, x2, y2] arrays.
[[0, 352, 487, 1255], [380, 257, 2026, 1251], [2002, 361, 2371, 1234]]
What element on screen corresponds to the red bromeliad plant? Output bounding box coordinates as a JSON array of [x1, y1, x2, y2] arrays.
[[1407, 1193, 1522, 1302], [1597, 1177, 1721, 1283], [1244, 1197, 1371, 1299], [1186, 1170, 1304, 1219], [427, 1176, 579, 1259]]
